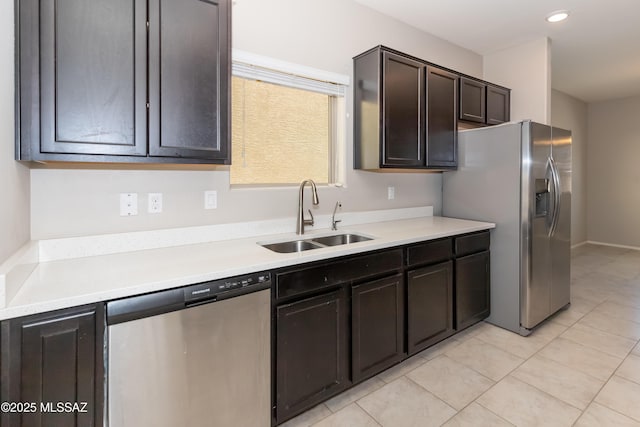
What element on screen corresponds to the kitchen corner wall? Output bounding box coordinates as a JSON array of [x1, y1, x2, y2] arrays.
[[483, 37, 551, 125], [551, 90, 588, 246], [0, 1, 30, 264], [28, 0, 484, 240], [587, 95, 640, 248]]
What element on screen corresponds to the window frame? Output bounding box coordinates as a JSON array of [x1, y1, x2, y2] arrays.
[[230, 49, 349, 188]]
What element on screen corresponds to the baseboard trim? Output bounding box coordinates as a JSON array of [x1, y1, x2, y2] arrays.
[[571, 241, 589, 250], [586, 240, 640, 252]]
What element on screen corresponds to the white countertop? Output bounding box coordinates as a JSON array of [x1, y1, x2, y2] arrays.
[[0, 215, 494, 321]]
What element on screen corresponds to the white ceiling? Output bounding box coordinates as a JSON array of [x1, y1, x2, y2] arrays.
[[354, 0, 640, 103]]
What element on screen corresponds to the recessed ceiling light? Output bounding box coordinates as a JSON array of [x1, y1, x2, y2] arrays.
[[546, 10, 569, 23]]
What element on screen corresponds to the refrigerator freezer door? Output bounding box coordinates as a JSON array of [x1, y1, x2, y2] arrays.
[[521, 122, 553, 329], [550, 127, 572, 313]]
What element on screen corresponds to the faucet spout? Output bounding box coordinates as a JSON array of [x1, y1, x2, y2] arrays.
[[296, 179, 319, 235]]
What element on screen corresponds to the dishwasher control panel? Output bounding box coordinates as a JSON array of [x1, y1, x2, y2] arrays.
[[184, 271, 271, 304]]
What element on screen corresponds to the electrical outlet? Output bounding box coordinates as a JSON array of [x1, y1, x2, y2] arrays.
[[148, 193, 163, 214], [120, 193, 138, 216], [204, 190, 217, 209], [388, 186, 395, 200]]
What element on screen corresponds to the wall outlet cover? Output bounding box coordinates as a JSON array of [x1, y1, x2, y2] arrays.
[[120, 193, 138, 216], [148, 193, 163, 214]]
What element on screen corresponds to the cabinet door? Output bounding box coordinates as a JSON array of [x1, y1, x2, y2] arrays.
[[18, 0, 148, 158], [456, 251, 491, 330], [381, 52, 425, 167], [0, 305, 104, 427], [276, 288, 349, 423], [486, 85, 510, 125], [148, 0, 230, 162], [407, 261, 453, 355], [352, 274, 404, 382], [426, 66, 458, 168], [459, 77, 486, 123]]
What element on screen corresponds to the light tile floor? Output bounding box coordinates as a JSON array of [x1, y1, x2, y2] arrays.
[[282, 244, 640, 427]]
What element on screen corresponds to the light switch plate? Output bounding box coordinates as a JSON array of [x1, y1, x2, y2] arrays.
[[387, 186, 395, 200], [204, 190, 217, 209]]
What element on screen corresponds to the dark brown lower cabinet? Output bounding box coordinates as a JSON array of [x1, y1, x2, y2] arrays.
[[455, 250, 490, 330], [407, 261, 454, 355], [0, 304, 104, 427], [275, 288, 349, 423], [352, 274, 404, 382]]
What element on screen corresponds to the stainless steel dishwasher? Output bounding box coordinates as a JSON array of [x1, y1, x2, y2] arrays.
[[106, 272, 271, 427]]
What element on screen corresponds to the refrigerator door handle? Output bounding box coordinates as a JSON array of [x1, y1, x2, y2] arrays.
[[548, 157, 561, 237]]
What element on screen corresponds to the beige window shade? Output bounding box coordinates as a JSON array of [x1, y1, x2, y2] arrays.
[[231, 76, 331, 185]]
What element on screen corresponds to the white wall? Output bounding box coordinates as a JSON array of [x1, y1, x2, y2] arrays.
[[28, 0, 483, 240], [551, 90, 588, 246], [0, 1, 30, 264], [483, 38, 551, 124], [587, 95, 640, 248]]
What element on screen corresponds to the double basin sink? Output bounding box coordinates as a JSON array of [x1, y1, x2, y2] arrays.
[[261, 233, 373, 253]]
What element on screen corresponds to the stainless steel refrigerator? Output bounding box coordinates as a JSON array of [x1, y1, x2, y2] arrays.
[[443, 120, 571, 335]]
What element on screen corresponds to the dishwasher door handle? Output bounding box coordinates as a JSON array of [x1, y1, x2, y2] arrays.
[[106, 288, 184, 325]]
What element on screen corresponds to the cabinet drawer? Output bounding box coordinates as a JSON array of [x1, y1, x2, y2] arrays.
[[454, 231, 490, 257], [276, 249, 403, 300], [406, 238, 452, 267]]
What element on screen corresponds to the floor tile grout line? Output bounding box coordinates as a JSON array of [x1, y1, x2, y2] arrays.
[[559, 323, 638, 360], [353, 401, 383, 427], [402, 374, 457, 410], [324, 377, 387, 414], [439, 378, 516, 427], [400, 375, 459, 426], [570, 402, 640, 427], [575, 314, 640, 341], [575, 372, 640, 425]]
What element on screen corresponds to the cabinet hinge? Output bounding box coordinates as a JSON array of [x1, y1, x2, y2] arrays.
[[146, 21, 150, 29], [146, 103, 150, 109]]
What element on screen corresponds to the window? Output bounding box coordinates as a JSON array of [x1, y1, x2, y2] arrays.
[[230, 51, 348, 186]]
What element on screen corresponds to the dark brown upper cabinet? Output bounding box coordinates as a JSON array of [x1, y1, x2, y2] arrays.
[[16, 0, 230, 164], [459, 77, 510, 126], [459, 77, 486, 124], [426, 66, 458, 168], [380, 52, 425, 167], [354, 46, 458, 171], [486, 84, 511, 125]]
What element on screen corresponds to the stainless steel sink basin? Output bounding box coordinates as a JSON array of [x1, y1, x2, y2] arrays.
[[261, 240, 323, 253], [260, 233, 374, 253], [311, 233, 373, 247]]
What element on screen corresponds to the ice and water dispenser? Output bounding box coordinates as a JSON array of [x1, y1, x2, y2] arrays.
[[535, 178, 550, 217]]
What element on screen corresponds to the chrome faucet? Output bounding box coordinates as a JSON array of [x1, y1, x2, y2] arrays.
[[296, 179, 319, 235], [331, 202, 342, 230]]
